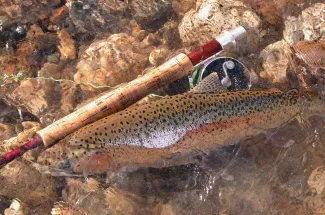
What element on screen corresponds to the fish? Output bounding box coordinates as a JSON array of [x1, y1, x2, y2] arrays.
[[35, 78, 324, 174]]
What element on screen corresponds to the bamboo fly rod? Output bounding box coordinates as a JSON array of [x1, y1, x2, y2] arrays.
[[0, 26, 247, 168]]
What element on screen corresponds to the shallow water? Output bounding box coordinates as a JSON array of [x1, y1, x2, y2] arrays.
[[1, 0, 325, 214]]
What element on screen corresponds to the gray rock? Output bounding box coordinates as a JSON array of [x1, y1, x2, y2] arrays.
[[284, 3, 325, 45], [259, 40, 292, 87], [129, 0, 173, 26], [74, 33, 154, 90], [178, 0, 262, 54]]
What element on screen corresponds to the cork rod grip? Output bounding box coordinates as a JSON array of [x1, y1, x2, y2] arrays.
[[37, 53, 194, 147]]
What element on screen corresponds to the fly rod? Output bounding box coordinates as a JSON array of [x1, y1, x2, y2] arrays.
[[0, 26, 247, 168]]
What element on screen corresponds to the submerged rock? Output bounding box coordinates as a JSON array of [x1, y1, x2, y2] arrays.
[[74, 33, 153, 90], [259, 40, 292, 88], [179, 0, 262, 54], [307, 166, 325, 195], [4, 199, 30, 215], [0, 121, 41, 159], [0, 161, 56, 209], [284, 3, 325, 45], [301, 3, 325, 42], [6, 79, 56, 118], [149, 47, 170, 66], [5, 77, 77, 125], [129, 0, 173, 27], [64, 0, 130, 40], [0, 123, 15, 143], [62, 178, 111, 215], [57, 29, 76, 60]]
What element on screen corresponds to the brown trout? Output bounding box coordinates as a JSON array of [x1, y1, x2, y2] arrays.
[[36, 88, 323, 174]]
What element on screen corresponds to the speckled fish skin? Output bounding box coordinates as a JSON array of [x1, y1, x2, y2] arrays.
[[37, 89, 323, 173]]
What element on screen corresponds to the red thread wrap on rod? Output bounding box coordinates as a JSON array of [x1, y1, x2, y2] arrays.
[[0, 137, 42, 167], [187, 39, 223, 65]]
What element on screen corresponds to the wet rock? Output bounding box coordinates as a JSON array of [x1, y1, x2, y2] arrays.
[[241, 0, 304, 25], [178, 0, 263, 54], [13, 25, 59, 76], [50, 201, 85, 215], [60, 81, 78, 114], [155, 21, 182, 48], [283, 16, 304, 45], [259, 40, 292, 87], [0, 161, 57, 209], [39, 61, 76, 80], [140, 20, 182, 49], [0, 0, 60, 24], [0, 123, 15, 142], [0, 21, 27, 48], [4, 199, 30, 215], [304, 196, 325, 214], [307, 166, 325, 195], [62, 178, 110, 215], [47, 53, 60, 64], [149, 47, 170, 66], [64, 0, 130, 40], [74, 33, 153, 90], [172, 0, 196, 19], [0, 0, 63, 47], [49, 6, 69, 25], [301, 3, 325, 41], [57, 29, 76, 60], [6, 79, 56, 118], [284, 3, 325, 45], [0, 121, 41, 156], [105, 185, 172, 214], [129, 0, 172, 27]]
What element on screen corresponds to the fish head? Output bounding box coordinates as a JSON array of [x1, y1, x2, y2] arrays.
[[37, 146, 113, 174], [36, 133, 113, 174]]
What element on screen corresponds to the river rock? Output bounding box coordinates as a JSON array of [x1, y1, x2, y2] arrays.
[[64, 0, 130, 40], [149, 47, 170, 66], [308, 166, 325, 195], [14, 25, 59, 77], [62, 178, 110, 215], [284, 3, 325, 45], [129, 0, 173, 27], [0, 161, 57, 208], [0, 123, 15, 143], [259, 40, 292, 87], [6, 79, 55, 118], [57, 29, 76, 60], [172, 0, 196, 19], [301, 3, 325, 41], [0, 0, 60, 24], [178, 0, 262, 54], [4, 199, 30, 215], [74, 33, 153, 90], [283, 16, 304, 45]]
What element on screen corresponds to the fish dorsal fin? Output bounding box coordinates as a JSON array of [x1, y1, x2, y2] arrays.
[[189, 72, 227, 94], [285, 89, 299, 96]]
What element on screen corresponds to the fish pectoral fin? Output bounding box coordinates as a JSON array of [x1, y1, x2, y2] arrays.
[[189, 72, 227, 94], [32, 162, 80, 177]]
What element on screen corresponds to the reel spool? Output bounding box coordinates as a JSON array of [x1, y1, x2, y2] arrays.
[[166, 57, 251, 95], [198, 57, 251, 91]]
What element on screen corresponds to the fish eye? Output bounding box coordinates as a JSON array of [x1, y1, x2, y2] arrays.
[[57, 160, 72, 169]]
